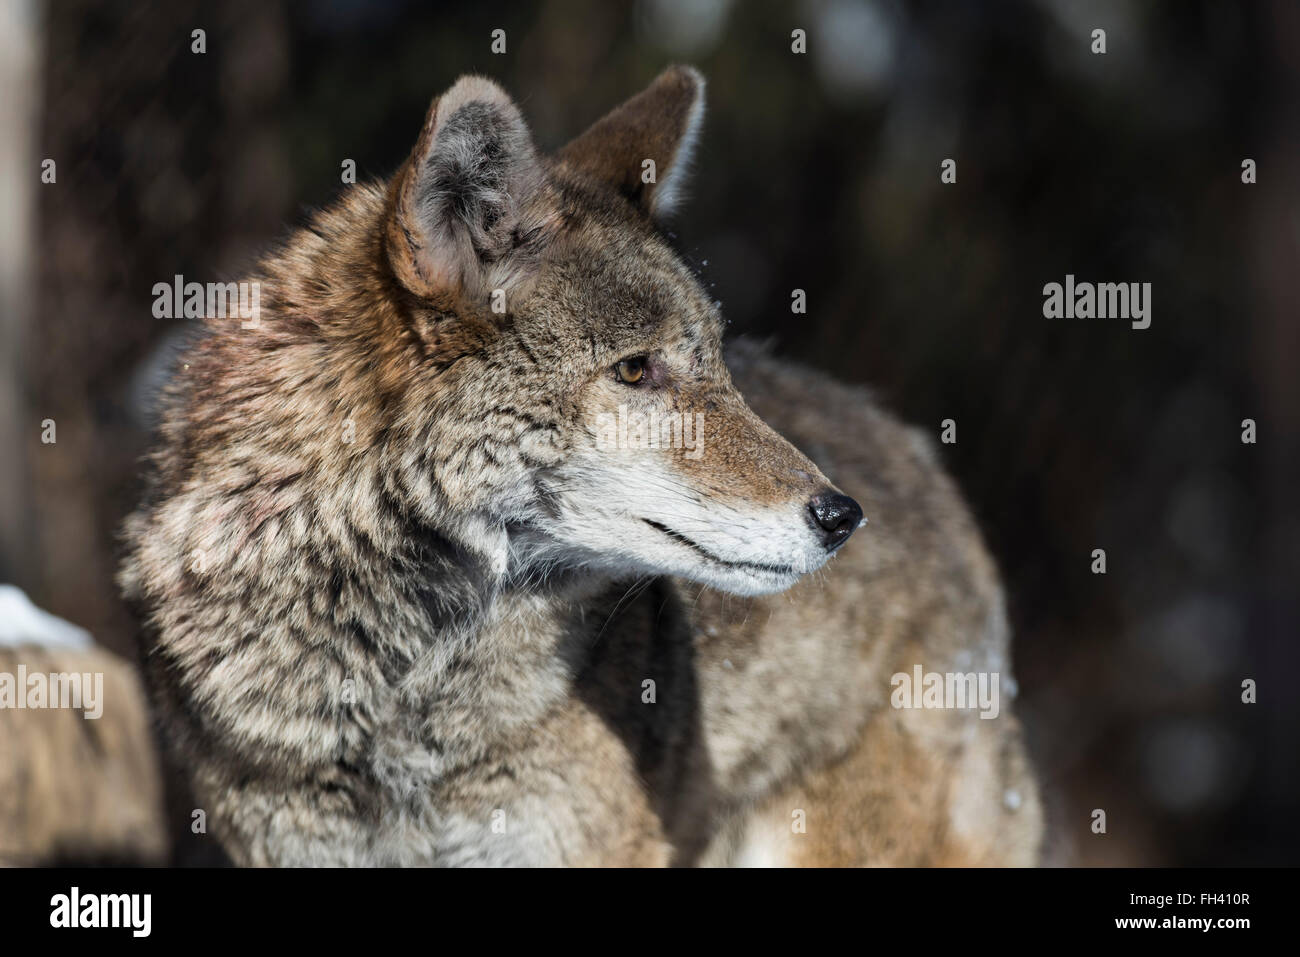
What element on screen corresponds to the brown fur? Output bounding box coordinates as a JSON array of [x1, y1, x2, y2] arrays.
[[119, 66, 1041, 866]]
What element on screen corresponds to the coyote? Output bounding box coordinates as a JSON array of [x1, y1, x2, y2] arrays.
[[120, 66, 1041, 866]]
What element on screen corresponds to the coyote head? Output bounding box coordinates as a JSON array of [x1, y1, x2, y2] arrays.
[[370, 66, 863, 597]]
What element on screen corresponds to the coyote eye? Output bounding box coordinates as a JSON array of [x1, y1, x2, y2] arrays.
[[615, 357, 646, 384]]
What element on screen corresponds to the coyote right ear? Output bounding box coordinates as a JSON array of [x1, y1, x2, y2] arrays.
[[385, 76, 561, 304], [557, 65, 705, 220]]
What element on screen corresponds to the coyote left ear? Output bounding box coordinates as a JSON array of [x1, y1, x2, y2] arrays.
[[386, 76, 561, 303], [557, 65, 705, 220]]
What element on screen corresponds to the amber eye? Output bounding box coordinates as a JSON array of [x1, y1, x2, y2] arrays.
[[615, 356, 646, 384]]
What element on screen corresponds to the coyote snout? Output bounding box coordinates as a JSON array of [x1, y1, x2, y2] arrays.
[[523, 380, 865, 595], [525, 367, 864, 596]]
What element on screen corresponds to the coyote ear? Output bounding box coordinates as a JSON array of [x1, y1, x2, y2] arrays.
[[386, 76, 560, 303], [557, 65, 705, 221]]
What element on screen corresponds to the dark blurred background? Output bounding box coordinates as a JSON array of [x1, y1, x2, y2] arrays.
[[1, 0, 1296, 865]]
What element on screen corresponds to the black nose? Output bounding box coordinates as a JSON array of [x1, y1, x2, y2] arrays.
[[807, 492, 863, 551]]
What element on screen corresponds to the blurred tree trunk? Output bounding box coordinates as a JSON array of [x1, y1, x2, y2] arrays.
[[0, 0, 41, 585]]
